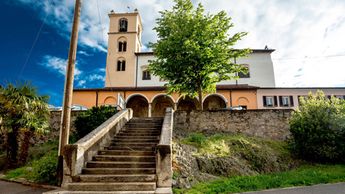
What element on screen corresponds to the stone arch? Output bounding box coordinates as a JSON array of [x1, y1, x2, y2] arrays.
[[203, 94, 227, 110], [103, 96, 116, 106], [151, 94, 175, 117], [237, 97, 250, 110], [126, 94, 149, 117], [177, 96, 200, 112]]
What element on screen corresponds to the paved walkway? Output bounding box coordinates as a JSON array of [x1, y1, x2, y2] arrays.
[[0, 180, 51, 194], [241, 182, 345, 194]]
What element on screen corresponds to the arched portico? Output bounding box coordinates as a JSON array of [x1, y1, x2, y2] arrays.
[[177, 96, 200, 111], [126, 94, 149, 117], [203, 94, 227, 110], [151, 95, 175, 117]]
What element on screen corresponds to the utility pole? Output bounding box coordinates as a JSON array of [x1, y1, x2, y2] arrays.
[[58, 0, 82, 185]]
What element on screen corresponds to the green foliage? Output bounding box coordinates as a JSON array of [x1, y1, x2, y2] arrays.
[[149, 0, 250, 108], [5, 151, 58, 185], [174, 164, 345, 194], [30, 151, 58, 185], [0, 83, 50, 167], [74, 106, 118, 140], [289, 91, 345, 163]]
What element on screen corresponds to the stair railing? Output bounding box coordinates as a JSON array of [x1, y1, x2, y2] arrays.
[[156, 107, 173, 193], [61, 108, 133, 187]]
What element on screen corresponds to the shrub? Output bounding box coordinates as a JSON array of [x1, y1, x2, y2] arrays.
[[30, 151, 58, 185], [289, 91, 345, 163], [74, 106, 118, 140]]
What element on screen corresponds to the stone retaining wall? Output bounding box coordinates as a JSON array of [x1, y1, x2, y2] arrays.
[[174, 109, 292, 140], [39, 111, 84, 143]]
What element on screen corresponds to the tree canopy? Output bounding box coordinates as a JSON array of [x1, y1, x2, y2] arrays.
[[149, 0, 250, 109], [0, 83, 50, 167]]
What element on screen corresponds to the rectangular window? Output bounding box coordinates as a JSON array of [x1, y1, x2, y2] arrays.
[[117, 61, 126, 71], [238, 65, 250, 78], [279, 96, 294, 107], [142, 70, 151, 80], [263, 96, 274, 107], [263, 96, 279, 107]]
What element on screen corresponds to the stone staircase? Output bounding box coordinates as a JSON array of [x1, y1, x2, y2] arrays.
[[66, 117, 163, 193]]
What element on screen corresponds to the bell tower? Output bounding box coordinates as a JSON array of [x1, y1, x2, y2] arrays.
[[105, 10, 143, 87]]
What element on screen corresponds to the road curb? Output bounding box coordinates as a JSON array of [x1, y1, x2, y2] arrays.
[[0, 175, 59, 190]]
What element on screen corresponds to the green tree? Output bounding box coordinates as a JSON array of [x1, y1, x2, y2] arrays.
[[149, 0, 250, 110], [0, 83, 50, 168], [289, 90, 345, 163]]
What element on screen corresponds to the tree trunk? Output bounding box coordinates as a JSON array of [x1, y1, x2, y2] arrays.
[[18, 129, 32, 166], [198, 87, 203, 110], [6, 126, 19, 169]]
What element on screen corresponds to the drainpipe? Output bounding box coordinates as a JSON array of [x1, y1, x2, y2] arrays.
[[234, 57, 238, 85], [230, 90, 233, 107], [135, 55, 139, 87], [96, 90, 99, 107]]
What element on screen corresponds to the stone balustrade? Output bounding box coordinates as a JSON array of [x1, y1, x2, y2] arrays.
[[61, 109, 133, 187], [156, 108, 173, 193]]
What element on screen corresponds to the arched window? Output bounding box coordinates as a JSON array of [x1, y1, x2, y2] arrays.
[[118, 41, 127, 52], [117, 60, 126, 71], [119, 18, 128, 32]]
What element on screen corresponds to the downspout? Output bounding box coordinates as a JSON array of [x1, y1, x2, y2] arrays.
[[235, 57, 238, 85], [96, 90, 99, 107], [230, 90, 233, 107], [135, 55, 139, 87]]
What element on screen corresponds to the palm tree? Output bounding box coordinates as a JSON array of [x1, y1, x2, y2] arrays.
[[0, 83, 50, 168]]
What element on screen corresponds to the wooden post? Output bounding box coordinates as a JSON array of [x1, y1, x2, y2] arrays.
[[58, 0, 82, 185]]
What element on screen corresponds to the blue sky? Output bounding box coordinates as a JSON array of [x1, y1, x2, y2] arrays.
[[1, 0, 345, 106]]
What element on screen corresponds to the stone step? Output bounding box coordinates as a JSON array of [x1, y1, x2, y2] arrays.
[[77, 174, 156, 182], [114, 135, 159, 139], [93, 155, 155, 162], [118, 132, 160, 136], [67, 182, 156, 191], [125, 123, 162, 128], [112, 139, 159, 143], [123, 130, 161, 134], [82, 168, 156, 174], [105, 146, 156, 151], [87, 161, 155, 168], [113, 136, 159, 140], [110, 142, 157, 147], [49, 191, 155, 194], [98, 150, 155, 156], [122, 129, 161, 133], [130, 117, 163, 122]]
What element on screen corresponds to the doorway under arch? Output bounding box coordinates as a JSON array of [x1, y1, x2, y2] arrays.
[[203, 94, 227, 110], [151, 95, 175, 117], [126, 95, 149, 117]]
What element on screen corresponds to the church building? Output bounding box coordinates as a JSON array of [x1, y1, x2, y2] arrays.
[[72, 10, 345, 117]]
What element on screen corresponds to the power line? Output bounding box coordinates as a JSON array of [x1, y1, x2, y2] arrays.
[[17, 2, 50, 79]]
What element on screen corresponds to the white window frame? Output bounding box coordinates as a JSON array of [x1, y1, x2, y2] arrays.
[[266, 96, 273, 107]]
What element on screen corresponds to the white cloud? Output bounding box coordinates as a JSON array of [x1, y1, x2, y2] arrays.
[[18, 0, 345, 87], [40, 55, 82, 78], [78, 50, 91, 56]]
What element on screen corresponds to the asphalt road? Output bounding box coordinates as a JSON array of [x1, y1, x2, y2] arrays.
[[241, 182, 345, 194], [0, 180, 51, 194]]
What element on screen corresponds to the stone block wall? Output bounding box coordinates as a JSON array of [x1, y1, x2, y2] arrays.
[[174, 109, 292, 140], [48, 111, 84, 140]]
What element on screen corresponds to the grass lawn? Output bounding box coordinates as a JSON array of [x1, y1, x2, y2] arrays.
[[174, 164, 345, 194]]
